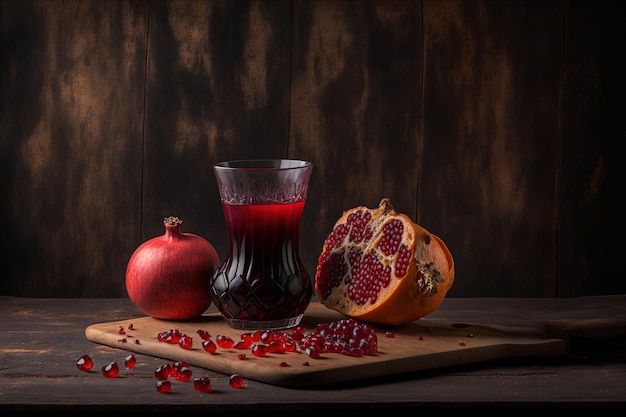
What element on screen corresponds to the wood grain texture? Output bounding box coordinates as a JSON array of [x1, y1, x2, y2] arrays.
[[422, 0, 562, 297], [0, 0, 148, 297], [2, 296, 625, 411], [1, 0, 624, 298], [558, 1, 626, 297]]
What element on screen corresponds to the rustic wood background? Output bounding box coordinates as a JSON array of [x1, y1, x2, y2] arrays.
[[1, 0, 624, 299]]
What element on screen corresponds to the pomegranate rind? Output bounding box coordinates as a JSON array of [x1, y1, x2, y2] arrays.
[[314, 199, 455, 326], [125, 217, 220, 320], [357, 232, 454, 325]]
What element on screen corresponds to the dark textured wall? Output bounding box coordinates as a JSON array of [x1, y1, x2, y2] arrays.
[[1, 0, 624, 298]]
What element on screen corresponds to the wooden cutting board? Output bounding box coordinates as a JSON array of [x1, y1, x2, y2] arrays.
[[85, 302, 568, 387]]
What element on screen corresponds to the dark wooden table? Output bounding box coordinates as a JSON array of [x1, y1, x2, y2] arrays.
[[1, 295, 625, 412]]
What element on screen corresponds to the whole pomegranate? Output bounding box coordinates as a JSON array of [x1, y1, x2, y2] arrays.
[[315, 198, 454, 325], [125, 216, 220, 320]]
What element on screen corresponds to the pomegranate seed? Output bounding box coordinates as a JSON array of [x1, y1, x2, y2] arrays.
[[279, 361, 288, 367], [234, 339, 252, 349], [305, 346, 320, 359], [196, 329, 211, 340], [418, 335, 424, 340], [290, 331, 304, 342], [202, 339, 217, 354], [216, 335, 234, 348], [273, 332, 288, 342], [251, 344, 268, 357], [268, 340, 286, 353], [238, 353, 247, 360], [135, 339, 141, 344], [179, 334, 193, 350], [76, 354, 93, 372], [229, 374, 243, 389], [158, 329, 183, 344], [117, 338, 127, 343], [385, 331, 395, 338], [193, 377, 212, 392], [118, 326, 126, 335], [169, 361, 190, 380], [128, 323, 135, 330], [156, 380, 172, 393], [260, 331, 274, 343], [155, 364, 171, 380], [124, 354, 136, 369], [302, 361, 310, 366], [299, 318, 378, 357], [102, 362, 119, 378], [176, 367, 193, 382], [240, 332, 254, 343]]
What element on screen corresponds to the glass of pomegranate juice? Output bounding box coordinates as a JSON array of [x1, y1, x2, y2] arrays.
[[211, 159, 314, 330]]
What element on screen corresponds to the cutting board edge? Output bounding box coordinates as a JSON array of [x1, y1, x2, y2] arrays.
[[247, 338, 568, 387]]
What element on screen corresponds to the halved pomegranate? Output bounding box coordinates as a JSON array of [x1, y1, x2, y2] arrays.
[[314, 198, 455, 326]]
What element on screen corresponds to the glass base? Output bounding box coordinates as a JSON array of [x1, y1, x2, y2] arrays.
[[224, 314, 304, 331]]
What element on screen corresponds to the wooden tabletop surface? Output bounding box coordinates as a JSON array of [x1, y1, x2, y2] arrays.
[[1, 295, 625, 412]]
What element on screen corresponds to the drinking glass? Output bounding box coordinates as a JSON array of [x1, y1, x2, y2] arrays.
[[211, 159, 314, 330]]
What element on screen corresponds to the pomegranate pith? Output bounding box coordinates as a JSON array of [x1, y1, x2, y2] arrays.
[[315, 198, 455, 325]]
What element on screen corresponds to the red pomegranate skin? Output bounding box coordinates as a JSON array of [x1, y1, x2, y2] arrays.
[[125, 217, 220, 320]]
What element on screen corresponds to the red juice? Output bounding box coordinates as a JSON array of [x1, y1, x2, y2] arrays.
[[210, 201, 312, 328]]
